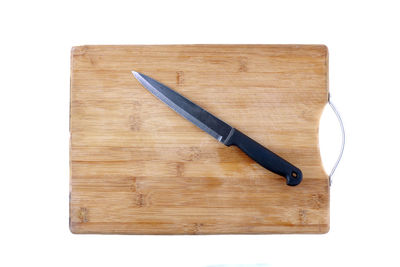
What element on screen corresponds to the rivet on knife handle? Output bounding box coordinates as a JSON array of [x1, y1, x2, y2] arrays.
[[132, 71, 303, 186]]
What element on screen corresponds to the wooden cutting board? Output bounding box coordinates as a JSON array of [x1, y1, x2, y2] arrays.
[[70, 45, 329, 234]]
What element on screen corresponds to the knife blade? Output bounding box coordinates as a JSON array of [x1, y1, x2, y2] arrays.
[[132, 71, 302, 186]]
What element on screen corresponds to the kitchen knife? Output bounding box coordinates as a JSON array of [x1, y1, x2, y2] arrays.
[[132, 71, 303, 186]]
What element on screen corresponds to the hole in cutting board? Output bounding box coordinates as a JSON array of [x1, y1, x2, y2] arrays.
[[319, 103, 344, 176]]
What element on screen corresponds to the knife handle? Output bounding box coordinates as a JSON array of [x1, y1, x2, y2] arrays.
[[224, 128, 302, 186]]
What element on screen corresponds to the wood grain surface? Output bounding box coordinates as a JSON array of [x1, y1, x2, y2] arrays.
[[70, 45, 329, 234]]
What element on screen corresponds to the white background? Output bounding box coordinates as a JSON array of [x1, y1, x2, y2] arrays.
[[1, 0, 399, 266]]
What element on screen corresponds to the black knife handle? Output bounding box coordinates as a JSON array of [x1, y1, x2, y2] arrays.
[[224, 128, 302, 186]]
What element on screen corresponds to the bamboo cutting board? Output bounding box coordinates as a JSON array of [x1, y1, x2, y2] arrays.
[[70, 45, 329, 234]]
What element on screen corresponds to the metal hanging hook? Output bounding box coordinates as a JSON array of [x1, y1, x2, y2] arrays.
[[328, 93, 345, 186]]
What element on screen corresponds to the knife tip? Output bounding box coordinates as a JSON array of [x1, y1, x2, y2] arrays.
[[132, 70, 145, 80], [131, 70, 139, 78]]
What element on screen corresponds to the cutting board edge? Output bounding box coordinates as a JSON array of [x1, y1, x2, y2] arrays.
[[69, 223, 330, 235], [71, 44, 329, 51]]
